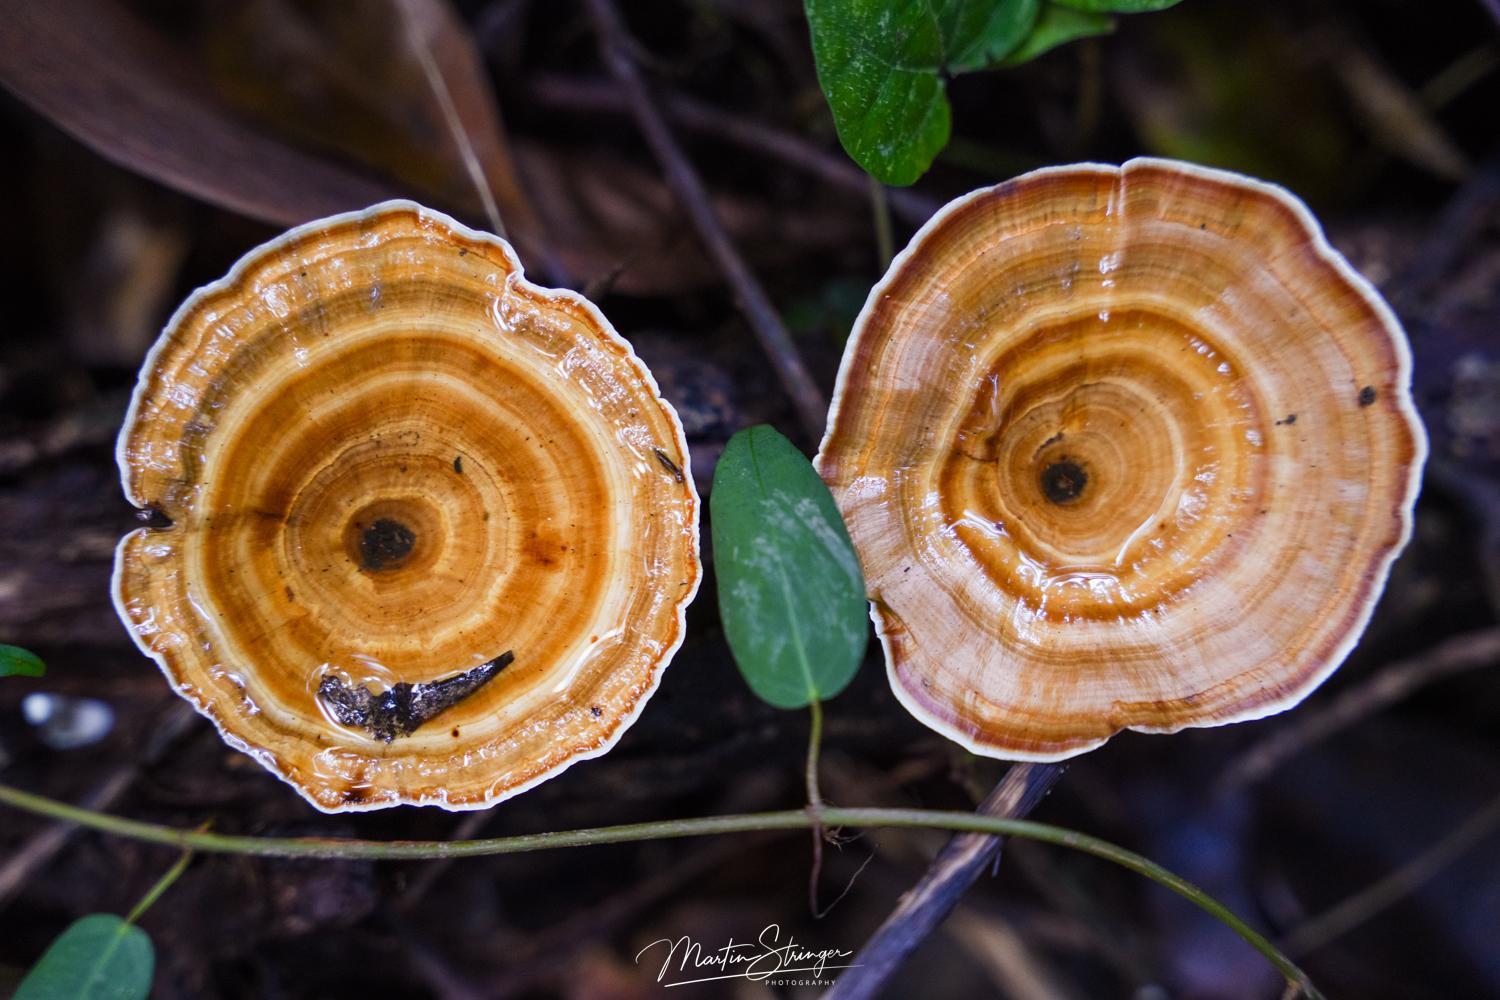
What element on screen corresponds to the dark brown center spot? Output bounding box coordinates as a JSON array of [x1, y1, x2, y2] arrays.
[[1041, 460, 1088, 505], [358, 518, 415, 572]]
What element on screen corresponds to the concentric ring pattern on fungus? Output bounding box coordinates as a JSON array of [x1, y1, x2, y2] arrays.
[[114, 201, 701, 811], [815, 159, 1426, 761]]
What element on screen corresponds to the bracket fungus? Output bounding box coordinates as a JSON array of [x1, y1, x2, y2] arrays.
[[816, 158, 1426, 761], [115, 201, 700, 811]]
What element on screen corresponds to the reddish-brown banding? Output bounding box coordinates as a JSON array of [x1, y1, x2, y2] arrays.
[[815, 159, 1426, 760], [114, 201, 701, 811]]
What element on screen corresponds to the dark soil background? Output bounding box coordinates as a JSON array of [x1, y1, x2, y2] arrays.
[[2, 1, 1499, 997]]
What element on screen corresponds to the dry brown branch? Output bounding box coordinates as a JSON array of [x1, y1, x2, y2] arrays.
[[1280, 789, 1500, 956], [1218, 626, 1500, 793], [527, 74, 940, 227], [584, 0, 829, 440], [824, 762, 1067, 1000]]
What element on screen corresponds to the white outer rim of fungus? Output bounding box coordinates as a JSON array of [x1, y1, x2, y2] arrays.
[[112, 200, 703, 812], [813, 157, 1429, 763]]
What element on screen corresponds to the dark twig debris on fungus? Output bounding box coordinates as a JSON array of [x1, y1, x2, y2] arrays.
[[319, 652, 514, 742]]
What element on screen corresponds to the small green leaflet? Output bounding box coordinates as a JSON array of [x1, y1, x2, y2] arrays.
[[0, 643, 45, 678], [13, 915, 154, 1000], [999, 3, 1113, 66], [942, 0, 1043, 72], [804, 0, 1183, 184], [711, 425, 868, 709], [804, 0, 950, 188], [804, 0, 1039, 186]]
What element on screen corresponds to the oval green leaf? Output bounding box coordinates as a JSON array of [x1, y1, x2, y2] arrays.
[[805, 0, 1181, 183], [0, 643, 45, 678], [711, 425, 868, 709], [805, 0, 1046, 185], [14, 914, 154, 1000], [804, 0, 950, 186]]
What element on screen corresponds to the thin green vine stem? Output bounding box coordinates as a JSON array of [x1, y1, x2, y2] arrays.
[[805, 696, 827, 915], [0, 781, 1321, 998], [125, 839, 195, 925], [805, 696, 825, 810]]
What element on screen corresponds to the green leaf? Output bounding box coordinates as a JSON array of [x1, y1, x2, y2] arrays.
[[1000, 2, 1115, 65], [804, 0, 1044, 184], [804, 0, 1183, 183], [1053, 0, 1180, 11], [803, 0, 949, 186], [0, 643, 45, 678], [14, 915, 154, 1000], [710, 425, 868, 709], [943, 0, 1041, 72]]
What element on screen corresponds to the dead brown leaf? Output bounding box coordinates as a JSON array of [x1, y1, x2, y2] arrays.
[[0, 0, 554, 270], [192, 0, 554, 268], [0, 0, 402, 227]]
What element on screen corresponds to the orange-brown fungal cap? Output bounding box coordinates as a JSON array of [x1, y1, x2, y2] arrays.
[[114, 201, 701, 812], [815, 159, 1426, 761]]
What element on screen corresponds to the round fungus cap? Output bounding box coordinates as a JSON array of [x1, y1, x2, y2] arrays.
[[815, 158, 1426, 761], [115, 201, 700, 811]]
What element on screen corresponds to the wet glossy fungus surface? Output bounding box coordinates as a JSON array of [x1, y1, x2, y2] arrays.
[[115, 202, 701, 811], [815, 159, 1426, 760]]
